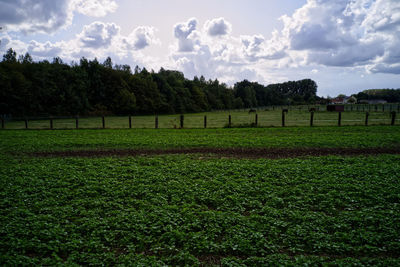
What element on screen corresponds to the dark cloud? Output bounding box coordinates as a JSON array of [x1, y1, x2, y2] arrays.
[[369, 63, 400, 75], [0, 0, 70, 33], [307, 40, 385, 67], [290, 24, 342, 50], [0, 0, 118, 34], [278, 0, 400, 73]]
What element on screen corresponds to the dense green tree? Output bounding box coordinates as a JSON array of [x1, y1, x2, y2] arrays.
[[234, 80, 258, 108], [0, 49, 322, 117], [3, 48, 17, 63], [354, 89, 400, 103], [103, 57, 113, 69]]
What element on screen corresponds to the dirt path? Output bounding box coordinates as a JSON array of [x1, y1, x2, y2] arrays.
[[30, 147, 400, 159]]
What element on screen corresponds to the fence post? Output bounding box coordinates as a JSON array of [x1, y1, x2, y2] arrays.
[[129, 116, 132, 129], [255, 113, 258, 126], [50, 118, 53, 129], [25, 118, 28, 129], [204, 115, 207, 128], [155, 115, 158, 129], [180, 114, 184, 128], [391, 111, 396, 126], [228, 114, 232, 128], [282, 110, 286, 127], [1, 118, 4, 129], [338, 112, 342, 126], [102, 116, 105, 129], [365, 112, 369, 126], [76, 117, 79, 129], [310, 111, 314, 127]]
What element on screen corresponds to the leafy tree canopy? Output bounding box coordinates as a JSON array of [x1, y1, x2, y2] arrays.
[[0, 49, 320, 116]]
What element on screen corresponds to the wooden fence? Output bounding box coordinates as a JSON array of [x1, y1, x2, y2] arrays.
[[1, 110, 398, 130]]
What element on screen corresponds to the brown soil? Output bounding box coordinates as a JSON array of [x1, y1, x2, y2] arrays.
[[30, 147, 400, 159]]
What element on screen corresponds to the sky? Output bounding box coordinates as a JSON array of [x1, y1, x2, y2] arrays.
[[0, 0, 399, 97]]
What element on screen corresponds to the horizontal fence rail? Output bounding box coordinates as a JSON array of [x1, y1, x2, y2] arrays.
[[1, 106, 399, 130]]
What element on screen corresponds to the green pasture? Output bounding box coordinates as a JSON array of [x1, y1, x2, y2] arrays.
[[1, 126, 400, 265], [1, 126, 400, 153], [2, 109, 399, 129]]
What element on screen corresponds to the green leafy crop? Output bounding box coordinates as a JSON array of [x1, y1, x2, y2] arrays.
[[1, 153, 399, 265], [1, 126, 400, 265]]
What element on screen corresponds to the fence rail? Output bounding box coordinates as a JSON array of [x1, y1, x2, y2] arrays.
[[211, 103, 400, 113], [1, 108, 399, 130]]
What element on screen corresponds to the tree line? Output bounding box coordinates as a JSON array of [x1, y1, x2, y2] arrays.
[[352, 89, 400, 103], [0, 48, 318, 116]]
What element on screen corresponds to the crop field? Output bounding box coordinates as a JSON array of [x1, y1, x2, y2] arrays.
[[3, 109, 399, 130], [1, 126, 400, 266]]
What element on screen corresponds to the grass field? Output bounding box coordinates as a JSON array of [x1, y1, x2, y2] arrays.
[[3, 109, 399, 129], [1, 126, 400, 265]]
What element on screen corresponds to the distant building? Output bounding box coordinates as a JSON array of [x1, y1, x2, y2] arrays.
[[330, 97, 344, 104], [330, 96, 355, 104]]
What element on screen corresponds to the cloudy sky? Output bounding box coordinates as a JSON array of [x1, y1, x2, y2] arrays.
[[1, 0, 399, 97]]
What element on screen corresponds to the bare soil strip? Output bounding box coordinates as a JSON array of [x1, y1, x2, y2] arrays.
[[30, 147, 400, 159]]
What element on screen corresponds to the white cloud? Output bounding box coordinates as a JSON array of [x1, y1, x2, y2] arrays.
[[169, 18, 268, 84], [361, 0, 400, 33], [169, 2, 400, 83], [0, 34, 29, 55], [239, 34, 287, 63], [241, 35, 265, 55], [27, 40, 63, 58], [203, 17, 232, 37], [78, 21, 120, 48], [0, 19, 161, 70], [0, 35, 10, 51], [121, 26, 160, 51], [0, 0, 117, 34], [280, 0, 357, 51], [273, 0, 400, 73], [71, 0, 118, 17], [173, 18, 199, 52]]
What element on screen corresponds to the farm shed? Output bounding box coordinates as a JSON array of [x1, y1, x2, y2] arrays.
[[327, 105, 345, 112]]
